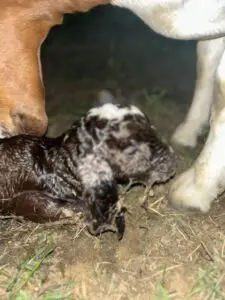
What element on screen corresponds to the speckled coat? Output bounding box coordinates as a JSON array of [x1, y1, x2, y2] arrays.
[[0, 103, 175, 238]]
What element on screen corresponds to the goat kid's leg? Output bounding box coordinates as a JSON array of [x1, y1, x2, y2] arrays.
[[172, 38, 225, 148], [169, 47, 225, 212], [0, 191, 83, 223]]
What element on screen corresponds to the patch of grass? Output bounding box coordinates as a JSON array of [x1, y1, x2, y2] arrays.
[[6, 237, 56, 300], [13, 290, 30, 300], [188, 264, 225, 300], [152, 281, 175, 300], [40, 280, 75, 300]]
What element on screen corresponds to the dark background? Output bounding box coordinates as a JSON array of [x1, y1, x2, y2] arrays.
[[41, 4, 197, 108]]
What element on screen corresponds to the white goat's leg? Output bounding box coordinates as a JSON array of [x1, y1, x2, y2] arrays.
[[169, 48, 225, 212], [172, 38, 225, 148]]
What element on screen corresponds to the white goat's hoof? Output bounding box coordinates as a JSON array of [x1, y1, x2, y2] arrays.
[[169, 167, 213, 213], [171, 122, 198, 148]]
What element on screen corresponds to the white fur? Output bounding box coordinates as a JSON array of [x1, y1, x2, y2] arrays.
[[0, 132, 7, 139], [171, 0, 225, 38], [88, 103, 144, 120], [170, 48, 225, 212], [77, 154, 114, 188], [169, 168, 213, 213], [172, 38, 225, 147], [170, 120, 225, 212], [111, 0, 225, 39]]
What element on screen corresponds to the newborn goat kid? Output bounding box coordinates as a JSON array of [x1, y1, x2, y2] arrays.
[[0, 121, 125, 238], [0, 103, 175, 239]]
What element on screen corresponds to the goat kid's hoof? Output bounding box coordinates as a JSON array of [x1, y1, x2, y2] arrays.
[[87, 209, 126, 240]]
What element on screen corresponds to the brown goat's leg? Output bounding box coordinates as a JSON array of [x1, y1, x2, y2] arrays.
[[0, 191, 84, 223]]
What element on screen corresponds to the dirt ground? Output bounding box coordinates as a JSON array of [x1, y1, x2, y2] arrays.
[[1, 5, 225, 300]]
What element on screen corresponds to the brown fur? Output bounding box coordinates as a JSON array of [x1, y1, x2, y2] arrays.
[[0, 0, 109, 137]]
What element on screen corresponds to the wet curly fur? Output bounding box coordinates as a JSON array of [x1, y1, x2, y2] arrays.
[[0, 123, 123, 238], [0, 103, 175, 239], [85, 103, 176, 186]]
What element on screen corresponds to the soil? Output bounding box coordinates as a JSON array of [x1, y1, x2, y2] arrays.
[[1, 5, 225, 300]]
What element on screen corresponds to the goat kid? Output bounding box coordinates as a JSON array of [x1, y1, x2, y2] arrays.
[[0, 103, 175, 239]]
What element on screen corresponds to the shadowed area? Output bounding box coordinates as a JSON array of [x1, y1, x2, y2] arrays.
[[42, 5, 196, 112]]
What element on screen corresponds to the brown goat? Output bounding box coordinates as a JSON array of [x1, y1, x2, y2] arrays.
[[0, 0, 109, 137]]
